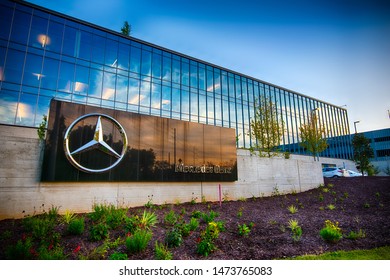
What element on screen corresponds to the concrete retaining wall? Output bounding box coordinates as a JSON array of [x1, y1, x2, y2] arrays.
[[1, 124, 353, 220]]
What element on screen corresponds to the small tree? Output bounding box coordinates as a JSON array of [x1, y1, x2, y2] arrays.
[[352, 133, 374, 176], [299, 113, 328, 161], [121, 21, 131, 36], [249, 95, 284, 157]]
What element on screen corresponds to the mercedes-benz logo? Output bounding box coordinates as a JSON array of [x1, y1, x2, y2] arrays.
[[64, 113, 128, 173]]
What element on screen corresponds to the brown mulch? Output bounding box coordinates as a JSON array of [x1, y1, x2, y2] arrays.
[[0, 176, 389, 259]]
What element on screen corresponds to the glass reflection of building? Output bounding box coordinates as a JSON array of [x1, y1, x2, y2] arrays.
[[0, 0, 353, 160]]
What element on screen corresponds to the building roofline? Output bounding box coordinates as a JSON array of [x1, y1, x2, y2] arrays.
[[16, 0, 346, 110]]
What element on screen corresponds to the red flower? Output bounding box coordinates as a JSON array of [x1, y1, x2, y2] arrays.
[[73, 245, 81, 254], [30, 248, 38, 257], [48, 243, 53, 251]]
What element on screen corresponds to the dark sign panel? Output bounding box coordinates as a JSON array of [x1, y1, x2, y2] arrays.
[[41, 100, 237, 182]]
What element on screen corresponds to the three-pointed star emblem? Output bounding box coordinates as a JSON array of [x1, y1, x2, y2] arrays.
[[70, 116, 121, 159], [64, 113, 128, 173]]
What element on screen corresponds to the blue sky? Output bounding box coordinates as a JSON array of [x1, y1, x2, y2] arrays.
[[28, 0, 390, 133]]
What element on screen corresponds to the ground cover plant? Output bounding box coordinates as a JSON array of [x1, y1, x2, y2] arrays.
[[0, 177, 389, 260]]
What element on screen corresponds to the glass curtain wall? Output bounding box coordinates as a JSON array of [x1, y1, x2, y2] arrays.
[[0, 0, 352, 159]]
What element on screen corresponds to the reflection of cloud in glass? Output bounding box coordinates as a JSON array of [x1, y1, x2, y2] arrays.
[[207, 83, 220, 92], [0, 101, 16, 124], [16, 103, 31, 122], [129, 94, 145, 105], [60, 81, 72, 93], [102, 88, 115, 100], [75, 81, 88, 93]]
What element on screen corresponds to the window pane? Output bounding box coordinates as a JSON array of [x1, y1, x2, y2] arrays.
[[23, 53, 43, 87], [46, 20, 64, 53], [74, 64, 89, 95], [198, 67, 206, 90], [190, 90, 198, 121], [105, 39, 118, 67], [78, 30, 92, 60], [0, 6, 12, 40], [161, 85, 171, 113], [182, 89, 189, 115], [4, 49, 24, 84], [140, 80, 150, 112], [172, 88, 180, 114], [162, 56, 171, 81], [190, 64, 198, 88], [102, 71, 116, 100], [28, 16, 48, 49], [88, 68, 102, 97], [214, 70, 221, 94], [116, 74, 128, 103], [91, 34, 105, 64], [181, 62, 189, 86], [62, 26, 77, 57], [128, 77, 140, 106], [207, 95, 214, 123], [16, 93, 37, 126], [41, 57, 59, 90], [130, 46, 141, 73], [141, 50, 151, 76], [172, 59, 180, 84], [10, 10, 31, 45], [118, 43, 130, 70], [151, 83, 161, 115], [206, 69, 213, 92], [0, 90, 18, 125], [152, 53, 161, 79]]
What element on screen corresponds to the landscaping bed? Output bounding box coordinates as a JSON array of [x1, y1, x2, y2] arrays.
[[0, 176, 389, 260]]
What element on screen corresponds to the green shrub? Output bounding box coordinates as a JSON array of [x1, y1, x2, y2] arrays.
[[327, 204, 336, 210], [191, 210, 202, 219], [37, 245, 67, 260], [287, 205, 298, 214], [345, 229, 366, 240], [155, 241, 172, 260], [287, 219, 302, 242], [109, 252, 128, 260], [164, 209, 179, 226], [320, 220, 342, 243], [201, 210, 219, 223], [139, 211, 157, 230], [165, 228, 183, 248], [106, 207, 127, 229], [126, 229, 152, 254], [196, 222, 220, 257], [188, 217, 200, 232], [196, 238, 216, 257], [238, 223, 251, 236], [63, 210, 76, 224], [124, 215, 140, 234], [89, 203, 111, 222], [90, 223, 109, 241], [47, 205, 60, 221], [67, 218, 85, 235], [6, 237, 33, 260]]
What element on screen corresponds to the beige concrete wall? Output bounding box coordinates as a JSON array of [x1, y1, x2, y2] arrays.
[[1, 125, 356, 220]]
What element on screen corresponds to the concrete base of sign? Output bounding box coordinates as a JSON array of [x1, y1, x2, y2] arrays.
[[0, 125, 357, 220]]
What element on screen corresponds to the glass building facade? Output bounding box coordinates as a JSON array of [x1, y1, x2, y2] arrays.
[[0, 0, 353, 159]]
